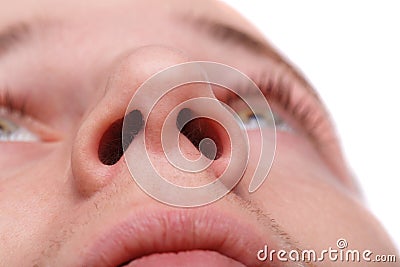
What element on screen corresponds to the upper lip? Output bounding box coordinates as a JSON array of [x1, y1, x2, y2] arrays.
[[78, 205, 284, 267]]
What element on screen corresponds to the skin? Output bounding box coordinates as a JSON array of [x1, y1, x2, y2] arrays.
[[0, 0, 398, 266]]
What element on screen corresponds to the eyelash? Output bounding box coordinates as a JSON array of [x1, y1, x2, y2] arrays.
[[248, 69, 329, 143], [0, 89, 28, 117]]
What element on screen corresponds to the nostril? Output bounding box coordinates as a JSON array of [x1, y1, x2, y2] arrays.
[[98, 118, 124, 166], [177, 108, 224, 160], [98, 110, 143, 166]]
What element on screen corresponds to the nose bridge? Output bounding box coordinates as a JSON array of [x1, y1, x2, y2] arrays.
[[70, 46, 222, 197]]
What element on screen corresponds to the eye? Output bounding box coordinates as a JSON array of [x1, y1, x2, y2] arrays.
[[228, 94, 292, 132], [237, 109, 292, 132], [0, 116, 39, 142]]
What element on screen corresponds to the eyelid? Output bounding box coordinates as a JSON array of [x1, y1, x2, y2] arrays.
[[0, 106, 62, 142], [219, 63, 336, 148], [239, 65, 348, 184], [265, 70, 331, 128]]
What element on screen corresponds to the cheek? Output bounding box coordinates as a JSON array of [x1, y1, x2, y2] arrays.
[[0, 141, 73, 180], [0, 143, 52, 175], [0, 144, 74, 264], [244, 131, 396, 256]]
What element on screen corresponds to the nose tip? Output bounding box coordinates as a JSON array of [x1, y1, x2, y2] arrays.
[[121, 61, 258, 206], [71, 46, 233, 198]]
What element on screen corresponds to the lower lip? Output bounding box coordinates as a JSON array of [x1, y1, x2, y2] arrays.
[[122, 250, 246, 267]]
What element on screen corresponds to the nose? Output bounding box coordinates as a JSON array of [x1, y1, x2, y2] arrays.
[[71, 46, 232, 198]]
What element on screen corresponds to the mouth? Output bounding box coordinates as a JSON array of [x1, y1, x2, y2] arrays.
[[79, 206, 282, 267], [119, 250, 245, 267]]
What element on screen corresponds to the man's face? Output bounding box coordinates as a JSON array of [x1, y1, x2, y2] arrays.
[[0, 0, 397, 266]]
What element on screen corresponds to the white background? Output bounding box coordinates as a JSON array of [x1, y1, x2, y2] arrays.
[[222, 0, 400, 249]]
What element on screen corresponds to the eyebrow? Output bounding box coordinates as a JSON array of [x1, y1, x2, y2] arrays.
[[0, 17, 289, 66], [188, 17, 319, 99], [0, 22, 32, 58], [193, 18, 283, 61]]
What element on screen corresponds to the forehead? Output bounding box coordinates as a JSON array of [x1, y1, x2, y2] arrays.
[[0, 0, 263, 38], [0, 0, 272, 72], [0, 0, 282, 84]]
